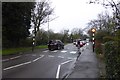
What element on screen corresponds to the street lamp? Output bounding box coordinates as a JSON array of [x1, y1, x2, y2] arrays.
[[91, 28, 96, 33], [91, 28, 96, 52]]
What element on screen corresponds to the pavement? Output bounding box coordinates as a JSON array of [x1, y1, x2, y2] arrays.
[[66, 43, 100, 78]]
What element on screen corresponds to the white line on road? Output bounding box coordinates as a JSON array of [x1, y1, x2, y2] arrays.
[[2, 59, 9, 62], [10, 56, 21, 60], [32, 55, 44, 62], [56, 59, 74, 79], [48, 55, 54, 58], [61, 59, 73, 65], [51, 50, 58, 53], [56, 65, 61, 79], [70, 51, 76, 54], [32, 54, 36, 56], [3, 61, 32, 71], [3, 55, 44, 71], [61, 50, 67, 53], [58, 56, 64, 59], [2, 56, 21, 62], [67, 57, 74, 60], [43, 50, 49, 52]]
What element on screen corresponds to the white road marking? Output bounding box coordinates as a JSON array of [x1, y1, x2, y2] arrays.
[[70, 51, 76, 54], [2, 59, 9, 62], [32, 54, 36, 56], [10, 56, 21, 60], [43, 50, 49, 52], [56, 59, 74, 79], [56, 65, 61, 79], [58, 56, 64, 59], [3, 55, 44, 71], [32, 55, 44, 62], [67, 57, 74, 60], [3, 56, 21, 62], [61, 59, 73, 65], [48, 55, 54, 58], [61, 50, 67, 53], [3, 61, 32, 71], [51, 50, 58, 53]]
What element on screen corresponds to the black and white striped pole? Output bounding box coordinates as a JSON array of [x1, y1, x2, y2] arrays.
[[91, 28, 96, 52], [32, 30, 35, 51]]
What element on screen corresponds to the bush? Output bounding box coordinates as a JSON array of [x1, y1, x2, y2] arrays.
[[95, 40, 102, 54], [104, 41, 120, 78]]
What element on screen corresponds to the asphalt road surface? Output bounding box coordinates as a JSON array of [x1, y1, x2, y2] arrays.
[[2, 43, 86, 78]]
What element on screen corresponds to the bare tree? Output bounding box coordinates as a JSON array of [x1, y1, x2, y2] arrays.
[[31, 0, 54, 36], [88, 0, 120, 27]]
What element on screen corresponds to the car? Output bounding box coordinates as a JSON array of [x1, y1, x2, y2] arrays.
[[73, 40, 77, 45], [76, 39, 84, 47], [48, 40, 64, 50], [82, 41, 86, 45]]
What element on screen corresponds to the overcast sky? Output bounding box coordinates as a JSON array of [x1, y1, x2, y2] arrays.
[[40, 0, 113, 33]]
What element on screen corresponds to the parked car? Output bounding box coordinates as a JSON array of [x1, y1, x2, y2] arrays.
[[48, 40, 64, 50]]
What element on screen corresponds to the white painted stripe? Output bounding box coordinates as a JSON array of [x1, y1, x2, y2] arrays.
[[56, 65, 61, 79], [2, 59, 9, 62], [3, 55, 44, 71], [56, 60, 74, 79], [32, 55, 44, 62], [43, 50, 49, 52], [61, 50, 67, 53], [10, 56, 21, 60], [51, 50, 58, 53], [61, 60, 73, 65], [48, 55, 54, 58], [32, 54, 36, 56], [58, 56, 64, 59], [70, 51, 76, 54], [67, 57, 74, 60], [3, 61, 32, 71]]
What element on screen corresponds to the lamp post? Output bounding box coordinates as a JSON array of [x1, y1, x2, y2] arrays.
[[91, 28, 96, 52]]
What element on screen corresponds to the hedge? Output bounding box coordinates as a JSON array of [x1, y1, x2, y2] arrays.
[[104, 41, 120, 78]]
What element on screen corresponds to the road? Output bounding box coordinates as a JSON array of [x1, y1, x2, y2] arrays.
[[2, 43, 86, 78]]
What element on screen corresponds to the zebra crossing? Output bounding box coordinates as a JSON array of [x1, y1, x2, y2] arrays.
[[42, 50, 77, 54]]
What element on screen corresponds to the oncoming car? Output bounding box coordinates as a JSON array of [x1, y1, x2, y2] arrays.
[[48, 40, 64, 50]]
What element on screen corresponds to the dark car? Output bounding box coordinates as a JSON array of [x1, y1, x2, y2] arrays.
[[48, 40, 64, 50]]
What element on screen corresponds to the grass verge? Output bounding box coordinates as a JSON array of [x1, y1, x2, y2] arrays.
[[96, 53, 106, 78], [1, 45, 47, 56]]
